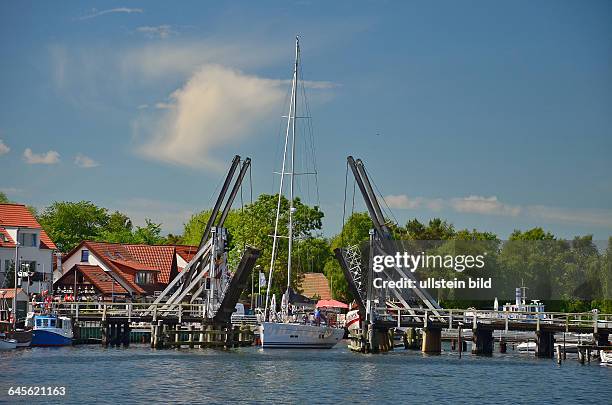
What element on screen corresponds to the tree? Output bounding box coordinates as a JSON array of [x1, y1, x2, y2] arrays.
[[182, 194, 325, 297], [38, 201, 110, 252], [0, 192, 10, 203], [323, 212, 373, 302], [509, 227, 555, 241], [405, 218, 456, 240], [132, 219, 166, 245]]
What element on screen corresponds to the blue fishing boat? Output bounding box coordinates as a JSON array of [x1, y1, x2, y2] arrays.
[[25, 313, 73, 346]]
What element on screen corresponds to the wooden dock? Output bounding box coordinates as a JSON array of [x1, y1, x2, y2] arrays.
[[32, 302, 256, 349]]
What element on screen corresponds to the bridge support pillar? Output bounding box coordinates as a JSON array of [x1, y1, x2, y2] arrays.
[[122, 321, 130, 347], [535, 330, 555, 358], [594, 332, 609, 347], [421, 327, 442, 354], [472, 327, 494, 355], [403, 327, 421, 350]]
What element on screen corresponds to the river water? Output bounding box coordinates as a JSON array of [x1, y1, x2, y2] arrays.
[[1, 342, 610, 404]]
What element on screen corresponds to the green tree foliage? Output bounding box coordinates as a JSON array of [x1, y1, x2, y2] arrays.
[[38, 201, 166, 251], [323, 213, 373, 301], [0, 192, 10, 203], [182, 194, 325, 298], [38, 201, 110, 252]]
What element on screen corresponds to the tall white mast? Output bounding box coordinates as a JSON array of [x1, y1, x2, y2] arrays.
[[264, 36, 300, 320], [287, 36, 299, 294]]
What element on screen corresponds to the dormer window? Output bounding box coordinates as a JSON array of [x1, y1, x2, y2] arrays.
[[81, 249, 89, 262], [135, 272, 154, 285]]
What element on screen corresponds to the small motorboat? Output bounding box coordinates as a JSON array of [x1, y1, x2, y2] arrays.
[[26, 313, 73, 346], [12, 328, 32, 347], [0, 333, 17, 350]]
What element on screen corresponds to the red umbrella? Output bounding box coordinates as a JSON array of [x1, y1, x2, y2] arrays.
[[316, 299, 348, 309]]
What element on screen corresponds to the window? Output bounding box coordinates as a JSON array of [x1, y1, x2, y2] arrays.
[[81, 249, 89, 262], [135, 272, 154, 285], [18, 233, 37, 247]]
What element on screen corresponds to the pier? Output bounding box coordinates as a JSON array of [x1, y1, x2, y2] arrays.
[[345, 306, 611, 356], [35, 301, 256, 348]]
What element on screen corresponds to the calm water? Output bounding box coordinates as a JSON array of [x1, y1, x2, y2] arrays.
[[1, 341, 611, 404]]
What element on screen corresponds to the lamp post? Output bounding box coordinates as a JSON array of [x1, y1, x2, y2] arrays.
[[12, 237, 20, 326]]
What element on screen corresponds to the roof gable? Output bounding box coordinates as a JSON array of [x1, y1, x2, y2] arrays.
[[0, 204, 57, 250], [298, 272, 332, 300]]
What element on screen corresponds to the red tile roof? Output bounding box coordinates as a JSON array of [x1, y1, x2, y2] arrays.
[[0, 288, 25, 299], [0, 227, 16, 248], [125, 245, 175, 283], [175, 245, 198, 262], [57, 264, 128, 295], [298, 272, 332, 300], [0, 204, 56, 249], [62, 241, 197, 291], [67, 241, 146, 294], [110, 258, 160, 272]]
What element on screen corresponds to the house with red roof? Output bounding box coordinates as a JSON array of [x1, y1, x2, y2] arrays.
[[55, 241, 197, 301], [0, 204, 57, 296]]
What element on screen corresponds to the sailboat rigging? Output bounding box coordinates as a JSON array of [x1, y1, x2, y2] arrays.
[[259, 36, 343, 348]]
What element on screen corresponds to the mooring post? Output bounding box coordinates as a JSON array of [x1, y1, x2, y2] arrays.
[[472, 327, 493, 355], [188, 324, 194, 348], [422, 327, 442, 354], [535, 331, 555, 358], [123, 321, 130, 347]]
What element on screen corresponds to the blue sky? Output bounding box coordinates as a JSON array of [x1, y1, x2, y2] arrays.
[[1, 1, 611, 239]]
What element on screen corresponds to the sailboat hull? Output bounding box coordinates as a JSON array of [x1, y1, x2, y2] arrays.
[[259, 322, 344, 349]]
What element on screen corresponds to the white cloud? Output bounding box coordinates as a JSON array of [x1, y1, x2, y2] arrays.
[[74, 153, 100, 168], [137, 25, 175, 39], [385, 195, 422, 210], [450, 195, 521, 216], [23, 148, 60, 164], [154, 102, 174, 110], [0, 139, 9, 155], [136, 64, 286, 170], [77, 7, 143, 21], [119, 40, 287, 80], [385, 193, 612, 228], [385, 194, 444, 211]]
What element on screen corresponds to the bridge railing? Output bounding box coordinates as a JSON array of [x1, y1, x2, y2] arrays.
[[29, 301, 210, 322], [382, 307, 612, 332]]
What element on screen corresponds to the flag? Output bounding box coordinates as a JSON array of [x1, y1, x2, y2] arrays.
[[259, 272, 266, 286]]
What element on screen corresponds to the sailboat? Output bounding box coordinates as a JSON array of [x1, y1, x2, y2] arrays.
[[258, 37, 344, 349]]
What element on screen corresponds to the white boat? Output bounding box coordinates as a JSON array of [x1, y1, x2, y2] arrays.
[[518, 340, 580, 353], [600, 350, 612, 365], [260, 321, 344, 349], [345, 309, 360, 333], [259, 36, 343, 349]]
